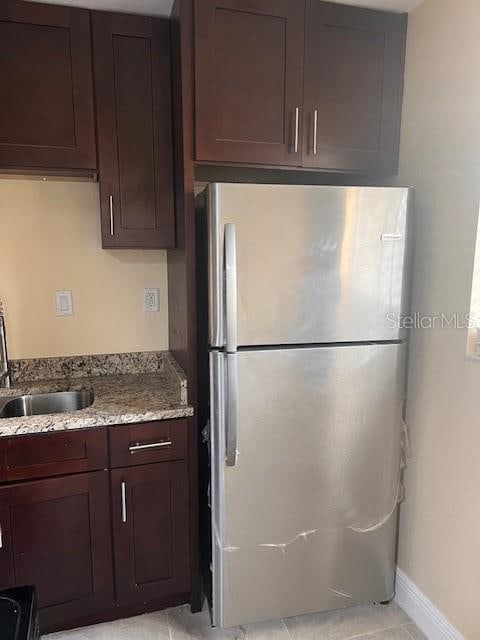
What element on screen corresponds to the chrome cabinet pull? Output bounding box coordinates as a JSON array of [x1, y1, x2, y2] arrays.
[[109, 195, 114, 236], [313, 109, 318, 155], [0, 524, 3, 549], [121, 481, 127, 523], [294, 107, 300, 153], [129, 440, 172, 453]]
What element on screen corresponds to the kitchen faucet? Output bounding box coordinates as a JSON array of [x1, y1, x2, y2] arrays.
[[0, 314, 11, 389]]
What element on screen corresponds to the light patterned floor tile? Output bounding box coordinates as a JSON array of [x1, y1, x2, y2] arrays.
[[386, 604, 412, 625], [43, 611, 170, 640], [167, 605, 291, 640], [283, 604, 405, 640], [349, 628, 412, 640], [41, 602, 424, 640], [402, 623, 427, 640]]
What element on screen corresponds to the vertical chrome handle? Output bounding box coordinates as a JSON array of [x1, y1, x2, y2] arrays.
[[224, 224, 237, 354], [224, 223, 238, 467], [313, 110, 318, 155], [121, 481, 127, 523], [294, 107, 300, 153], [0, 523, 3, 549], [109, 195, 115, 236], [226, 353, 238, 467]]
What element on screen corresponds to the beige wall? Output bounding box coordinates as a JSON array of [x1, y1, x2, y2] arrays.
[[0, 178, 169, 359], [397, 1, 480, 638]]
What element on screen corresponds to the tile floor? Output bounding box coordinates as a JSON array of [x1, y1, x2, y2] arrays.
[[44, 602, 427, 640]]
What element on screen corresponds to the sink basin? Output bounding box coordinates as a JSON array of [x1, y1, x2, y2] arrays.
[[0, 390, 94, 419]]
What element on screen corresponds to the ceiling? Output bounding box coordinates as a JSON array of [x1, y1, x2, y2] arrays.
[[25, 0, 425, 17]]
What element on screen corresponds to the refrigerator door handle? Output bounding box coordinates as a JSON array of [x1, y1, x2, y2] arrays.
[[224, 223, 237, 354], [226, 352, 238, 467]]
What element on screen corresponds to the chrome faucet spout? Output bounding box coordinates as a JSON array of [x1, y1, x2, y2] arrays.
[[0, 371, 10, 388], [0, 315, 11, 389]]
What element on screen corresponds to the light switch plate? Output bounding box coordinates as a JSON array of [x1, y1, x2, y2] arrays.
[[144, 288, 160, 313], [55, 290, 73, 316]]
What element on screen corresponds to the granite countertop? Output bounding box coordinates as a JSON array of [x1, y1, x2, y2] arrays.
[[0, 351, 193, 438]]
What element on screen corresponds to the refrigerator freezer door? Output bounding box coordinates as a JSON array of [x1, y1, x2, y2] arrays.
[[210, 343, 405, 628], [207, 183, 411, 348]]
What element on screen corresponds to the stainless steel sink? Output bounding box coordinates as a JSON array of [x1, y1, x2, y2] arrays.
[[0, 390, 94, 419]]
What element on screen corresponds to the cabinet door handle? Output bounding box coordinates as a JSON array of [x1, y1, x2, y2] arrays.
[[109, 195, 115, 236], [121, 481, 127, 523], [129, 440, 172, 453], [0, 524, 3, 549], [313, 109, 318, 155], [293, 107, 300, 153]]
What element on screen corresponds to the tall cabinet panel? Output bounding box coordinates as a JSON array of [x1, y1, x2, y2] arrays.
[[194, 0, 305, 166], [0, 0, 96, 171], [302, 1, 407, 172], [93, 12, 175, 248]]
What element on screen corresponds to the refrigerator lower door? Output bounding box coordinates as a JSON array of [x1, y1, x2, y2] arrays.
[[210, 343, 405, 628]]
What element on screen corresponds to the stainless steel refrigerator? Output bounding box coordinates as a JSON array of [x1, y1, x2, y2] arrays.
[[201, 183, 412, 628]]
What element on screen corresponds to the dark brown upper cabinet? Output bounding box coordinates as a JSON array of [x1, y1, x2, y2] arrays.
[[0, 0, 96, 172], [194, 0, 305, 166], [302, 1, 407, 173], [93, 12, 175, 249], [193, 0, 407, 173]]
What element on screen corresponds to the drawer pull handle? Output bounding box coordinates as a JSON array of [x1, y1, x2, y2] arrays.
[[121, 481, 127, 523], [128, 440, 172, 453]]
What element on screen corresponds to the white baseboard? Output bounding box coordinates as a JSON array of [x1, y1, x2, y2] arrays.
[[395, 568, 465, 640]]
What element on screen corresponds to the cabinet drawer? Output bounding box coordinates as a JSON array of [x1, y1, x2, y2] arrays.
[[109, 420, 188, 468], [0, 429, 108, 482]]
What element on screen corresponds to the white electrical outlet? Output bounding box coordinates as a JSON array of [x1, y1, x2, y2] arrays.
[[55, 291, 73, 316], [144, 288, 160, 313]]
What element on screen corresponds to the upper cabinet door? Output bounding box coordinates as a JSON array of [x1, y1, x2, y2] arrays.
[[93, 12, 175, 249], [195, 0, 304, 166], [0, 0, 96, 171], [302, 1, 407, 173]]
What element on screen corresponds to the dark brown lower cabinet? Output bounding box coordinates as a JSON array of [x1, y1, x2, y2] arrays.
[[0, 471, 113, 630], [111, 461, 190, 606], [0, 421, 192, 633]]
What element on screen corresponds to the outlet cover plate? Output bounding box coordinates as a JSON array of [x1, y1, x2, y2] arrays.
[[144, 288, 160, 313], [55, 290, 73, 316]]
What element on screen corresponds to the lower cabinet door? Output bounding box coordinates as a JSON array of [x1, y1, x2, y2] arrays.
[[111, 462, 190, 606], [0, 471, 114, 630]]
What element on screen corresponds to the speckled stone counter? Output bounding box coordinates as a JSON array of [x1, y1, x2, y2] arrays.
[[0, 351, 193, 438]]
